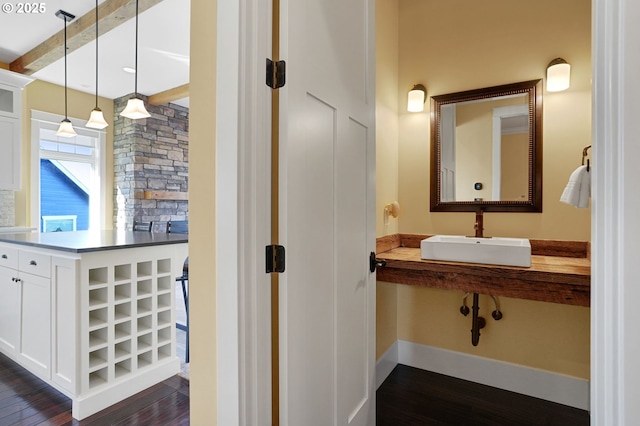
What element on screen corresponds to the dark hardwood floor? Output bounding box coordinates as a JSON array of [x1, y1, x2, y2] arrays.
[[377, 364, 590, 426], [0, 330, 190, 426], [1, 348, 590, 425]]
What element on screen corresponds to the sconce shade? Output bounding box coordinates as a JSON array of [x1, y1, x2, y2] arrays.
[[56, 119, 77, 137], [546, 58, 571, 92], [407, 84, 427, 112], [121, 98, 151, 119], [86, 107, 109, 129]]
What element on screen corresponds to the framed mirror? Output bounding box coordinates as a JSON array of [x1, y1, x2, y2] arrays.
[[430, 79, 542, 212]]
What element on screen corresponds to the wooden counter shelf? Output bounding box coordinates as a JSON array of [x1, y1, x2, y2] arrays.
[[376, 234, 591, 307]]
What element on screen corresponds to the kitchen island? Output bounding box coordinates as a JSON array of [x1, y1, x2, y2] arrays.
[[0, 231, 188, 420]]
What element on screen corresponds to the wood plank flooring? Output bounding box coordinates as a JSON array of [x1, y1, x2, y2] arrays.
[[2, 350, 590, 425], [0, 334, 190, 426], [377, 364, 590, 425]]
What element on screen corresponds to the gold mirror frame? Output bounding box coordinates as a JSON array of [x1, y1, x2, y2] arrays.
[[430, 79, 543, 212]]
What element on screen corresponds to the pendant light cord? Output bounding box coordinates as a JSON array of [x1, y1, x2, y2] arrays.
[[63, 19, 68, 119], [134, 0, 139, 96], [95, 0, 99, 108]]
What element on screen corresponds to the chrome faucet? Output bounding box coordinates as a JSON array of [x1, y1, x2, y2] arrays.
[[474, 209, 484, 238]]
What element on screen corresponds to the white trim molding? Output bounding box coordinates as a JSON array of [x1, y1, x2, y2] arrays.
[[376, 341, 589, 410], [592, 0, 640, 423], [216, 0, 273, 423], [376, 341, 398, 390]]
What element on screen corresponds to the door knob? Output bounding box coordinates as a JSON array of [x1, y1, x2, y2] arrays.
[[369, 252, 386, 272]]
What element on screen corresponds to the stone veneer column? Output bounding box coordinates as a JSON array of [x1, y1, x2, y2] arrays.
[[113, 95, 189, 231]]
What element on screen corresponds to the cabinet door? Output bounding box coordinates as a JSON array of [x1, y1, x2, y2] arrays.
[[19, 272, 51, 379], [0, 115, 20, 190], [0, 266, 20, 354], [0, 83, 18, 117], [51, 256, 78, 394]]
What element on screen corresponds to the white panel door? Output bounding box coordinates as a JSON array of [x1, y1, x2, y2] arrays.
[[279, 0, 376, 424]]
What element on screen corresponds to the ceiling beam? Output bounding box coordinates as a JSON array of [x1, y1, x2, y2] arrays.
[[148, 84, 189, 105], [10, 0, 163, 75]]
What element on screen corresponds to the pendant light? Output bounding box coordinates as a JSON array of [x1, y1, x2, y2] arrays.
[[120, 0, 151, 119], [55, 9, 77, 137], [86, 0, 108, 129]]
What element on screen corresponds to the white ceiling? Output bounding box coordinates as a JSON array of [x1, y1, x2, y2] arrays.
[[0, 0, 190, 107]]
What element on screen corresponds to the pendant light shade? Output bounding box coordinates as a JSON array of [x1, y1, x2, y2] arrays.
[[87, 108, 109, 129], [120, 0, 150, 119], [55, 9, 77, 137], [120, 98, 151, 119], [86, 0, 109, 129], [57, 119, 77, 137]]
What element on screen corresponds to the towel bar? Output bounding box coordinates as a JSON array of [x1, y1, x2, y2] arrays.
[[582, 145, 591, 171]]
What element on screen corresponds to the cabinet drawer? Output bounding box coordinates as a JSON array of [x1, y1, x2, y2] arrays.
[[0, 246, 18, 269], [19, 251, 51, 278]]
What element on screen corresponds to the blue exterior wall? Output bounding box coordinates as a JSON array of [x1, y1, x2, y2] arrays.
[[40, 159, 89, 231]]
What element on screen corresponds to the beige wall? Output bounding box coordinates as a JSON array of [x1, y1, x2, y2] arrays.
[[376, 0, 401, 238], [398, 287, 590, 378], [375, 0, 400, 359], [501, 132, 529, 201], [188, 0, 217, 423], [398, 0, 591, 240], [17, 79, 114, 229], [376, 0, 591, 380]]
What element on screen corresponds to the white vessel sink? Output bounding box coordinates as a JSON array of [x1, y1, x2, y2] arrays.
[[420, 235, 531, 267]]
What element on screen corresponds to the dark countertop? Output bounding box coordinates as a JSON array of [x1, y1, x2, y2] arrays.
[[0, 230, 188, 253]]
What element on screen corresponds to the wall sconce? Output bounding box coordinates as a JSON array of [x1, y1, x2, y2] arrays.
[[384, 201, 400, 225], [546, 58, 571, 92], [407, 84, 426, 112]]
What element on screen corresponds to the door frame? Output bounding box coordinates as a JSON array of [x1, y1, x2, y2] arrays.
[[591, 0, 640, 422], [215, 0, 273, 423], [217, 0, 638, 423]]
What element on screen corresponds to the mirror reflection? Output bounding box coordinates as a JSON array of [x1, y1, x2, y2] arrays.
[[430, 80, 543, 212]]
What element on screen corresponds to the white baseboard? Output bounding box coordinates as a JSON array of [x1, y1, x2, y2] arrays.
[[376, 341, 398, 389], [377, 340, 589, 410]]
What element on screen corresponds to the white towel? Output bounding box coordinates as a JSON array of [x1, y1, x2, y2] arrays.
[[560, 165, 590, 208]]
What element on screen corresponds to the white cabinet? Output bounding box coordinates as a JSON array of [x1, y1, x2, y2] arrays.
[[0, 240, 187, 420], [0, 70, 33, 190], [0, 246, 21, 355], [0, 84, 21, 190], [0, 247, 52, 380], [0, 82, 19, 118], [19, 271, 51, 378], [17, 250, 52, 379], [50, 256, 78, 394], [0, 265, 20, 353]]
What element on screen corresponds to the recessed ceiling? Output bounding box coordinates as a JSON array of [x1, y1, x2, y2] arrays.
[[0, 0, 190, 107]]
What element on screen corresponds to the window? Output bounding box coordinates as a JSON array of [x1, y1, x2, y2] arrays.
[[31, 111, 106, 232], [42, 215, 77, 232]]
